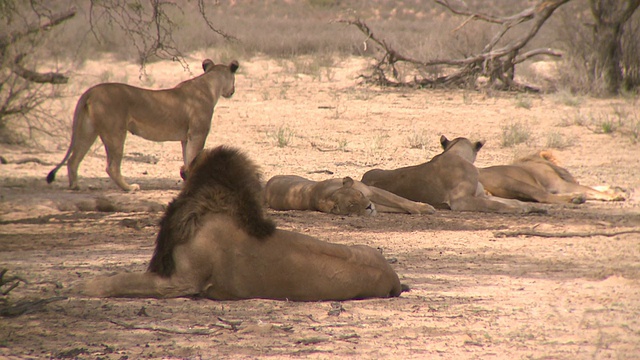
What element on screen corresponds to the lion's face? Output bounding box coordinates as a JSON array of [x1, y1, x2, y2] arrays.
[[328, 188, 377, 216], [328, 177, 377, 216], [203, 59, 239, 98]]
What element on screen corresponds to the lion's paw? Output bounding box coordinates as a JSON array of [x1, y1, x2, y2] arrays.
[[127, 183, 141, 192], [75, 279, 106, 298]]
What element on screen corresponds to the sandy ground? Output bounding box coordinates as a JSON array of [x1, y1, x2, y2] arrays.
[[1, 54, 639, 359]]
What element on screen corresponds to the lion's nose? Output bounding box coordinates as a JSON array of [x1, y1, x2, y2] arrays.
[[367, 203, 377, 216], [224, 87, 235, 98]]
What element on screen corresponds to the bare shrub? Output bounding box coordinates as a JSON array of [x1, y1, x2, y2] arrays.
[[553, 89, 583, 107], [407, 129, 428, 149], [501, 121, 532, 147], [545, 132, 574, 149], [514, 94, 533, 109]]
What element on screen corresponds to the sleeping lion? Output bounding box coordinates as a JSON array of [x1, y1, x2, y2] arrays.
[[264, 175, 436, 215]]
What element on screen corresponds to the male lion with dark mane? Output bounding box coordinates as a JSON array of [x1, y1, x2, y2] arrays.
[[78, 146, 403, 301], [47, 59, 239, 192], [264, 175, 436, 215], [361, 135, 544, 213], [478, 150, 626, 204]]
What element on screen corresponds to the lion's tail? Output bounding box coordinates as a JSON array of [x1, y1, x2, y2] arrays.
[[46, 92, 89, 184]]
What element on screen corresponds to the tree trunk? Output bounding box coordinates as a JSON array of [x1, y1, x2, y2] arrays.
[[589, 0, 640, 94]]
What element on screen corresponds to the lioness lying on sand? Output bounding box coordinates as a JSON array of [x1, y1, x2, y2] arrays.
[[361, 135, 544, 213], [78, 146, 402, 301], [264, 175, 436, 215], [479, 151, 626, 204], [47, 59, 239, 192]]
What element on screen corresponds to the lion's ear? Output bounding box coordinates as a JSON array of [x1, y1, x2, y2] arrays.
[[342, 177, 355, 188], [475, 140, 485, 152], [202, 59, 215, 72], [440, 135, 449, 149], [229, 60, 239, 73]]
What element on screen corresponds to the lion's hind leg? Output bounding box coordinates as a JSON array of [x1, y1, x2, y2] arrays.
[[66, 124, 99, 190], [450, 195, 546, 214], [76, 271, 198, 299], [100, 131, 140, 192], [562, 184, 626, 201]]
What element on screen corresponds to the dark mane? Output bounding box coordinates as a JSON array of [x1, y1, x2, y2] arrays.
[[147, 146, 276, 277]]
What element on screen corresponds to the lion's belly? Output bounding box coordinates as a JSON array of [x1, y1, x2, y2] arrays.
[[127, 118, 188, 142]]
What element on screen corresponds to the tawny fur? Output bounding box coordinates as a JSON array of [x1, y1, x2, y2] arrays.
[[47, 59, 239, 192], [148, 146, 275, 277], [478, 150, 625, 203], [77, 146, 402, 301], [264, 175, 436, 215], [361, 135, 543, 213]]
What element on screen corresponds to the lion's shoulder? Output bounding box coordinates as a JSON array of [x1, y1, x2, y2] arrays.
[[148, 146, 276, 277]]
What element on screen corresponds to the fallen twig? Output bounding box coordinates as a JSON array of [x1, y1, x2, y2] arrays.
[[0, 156, 53, 165], [109, 319, 220, 335], [310, 142, 341, 152], [494, 229, 640, 238]]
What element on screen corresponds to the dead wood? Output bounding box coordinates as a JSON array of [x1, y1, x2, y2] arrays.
[[0, 269, 27, 296], [0, 156, 53, 165], [0, 296, 67, 317], [336, 0, 569, 91], [109, 319, 229, 335], [494, 228, 640, 238], [0, 10, 75, 85]]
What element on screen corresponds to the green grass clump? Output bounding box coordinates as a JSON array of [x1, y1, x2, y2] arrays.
[[268, 125, 295, 148]]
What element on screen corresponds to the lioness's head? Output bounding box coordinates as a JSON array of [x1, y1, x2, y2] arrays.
[[327, 177, 377, 216], [202, 59, 240, 98], [440, 135, 485, 163]]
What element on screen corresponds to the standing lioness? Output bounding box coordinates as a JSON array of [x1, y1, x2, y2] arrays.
[[47, 59, 239, 191]]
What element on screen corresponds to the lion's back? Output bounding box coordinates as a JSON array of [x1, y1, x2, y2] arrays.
[[148, 146, 276, 277]]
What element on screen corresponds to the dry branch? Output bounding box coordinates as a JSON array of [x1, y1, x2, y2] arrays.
[[109, 319, 230, 335], [1, 10, 74, 86], [494, 229, 640, 238], [0, 269, 27, 296], [0, 296, 67, 318], [11, 54, 68, 84], [0, 8, 76, 49], [338, 0, 570, 91]]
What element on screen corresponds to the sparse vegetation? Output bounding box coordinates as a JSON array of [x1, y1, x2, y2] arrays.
[[560, 105, 640, 142], [545, 132, 574, 149], [337, 138, 348, 152], [553, 89, 583, 107], [501, 121, 532, 147], [462, 92, 473, 105], [514, 95, 533, 109], [268, 125, 295, 148], [407, 129, 428, 149]]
